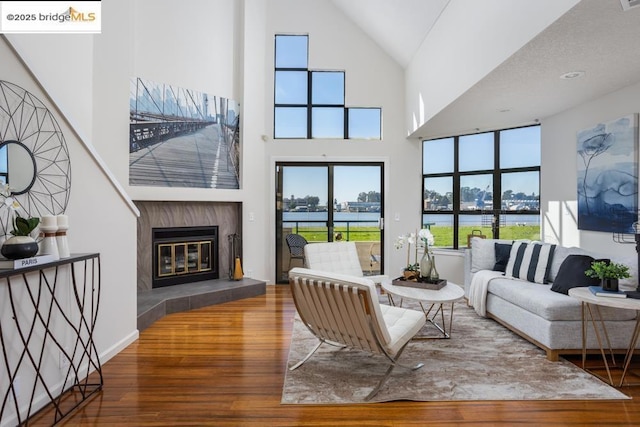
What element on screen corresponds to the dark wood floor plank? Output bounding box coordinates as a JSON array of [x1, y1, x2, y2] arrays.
[[26, 285, 640, 426]]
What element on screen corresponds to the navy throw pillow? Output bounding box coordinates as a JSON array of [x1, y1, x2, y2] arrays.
[[493, 242, 512, 273], [550, 255, 609, 295]]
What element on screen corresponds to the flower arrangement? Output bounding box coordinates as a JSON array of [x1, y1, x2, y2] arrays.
[[418, 228, 434, 252], [395, 231, 419, 273], [395, 228, 435, 277]]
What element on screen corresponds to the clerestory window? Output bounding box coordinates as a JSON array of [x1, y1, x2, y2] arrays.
[[274, 34, 381, 140]]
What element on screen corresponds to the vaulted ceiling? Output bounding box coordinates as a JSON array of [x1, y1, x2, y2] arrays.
[[331, 0, 640, 139]]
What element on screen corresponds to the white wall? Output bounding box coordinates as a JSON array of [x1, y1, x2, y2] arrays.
[[541, 81, 640, 264], [4, 34, 94, 142], [245, 0, 421, 281], [0, 32, 138, 424], [405, 0, 579, 138]]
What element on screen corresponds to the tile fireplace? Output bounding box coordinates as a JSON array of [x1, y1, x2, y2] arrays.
[[135, 201, 240, 292]]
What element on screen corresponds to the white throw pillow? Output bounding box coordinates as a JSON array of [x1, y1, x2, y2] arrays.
[[470, 238, 498, 272], [505, 241, 556, 284], [470, 237, 521, 273]]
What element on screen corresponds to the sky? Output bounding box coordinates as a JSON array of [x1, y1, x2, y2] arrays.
[[282, 165, 380, 205]]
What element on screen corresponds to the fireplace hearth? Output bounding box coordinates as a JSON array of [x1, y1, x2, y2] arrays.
[[152, 226, 219, 288]]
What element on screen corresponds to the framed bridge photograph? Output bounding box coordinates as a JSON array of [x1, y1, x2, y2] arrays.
[[129, 77, 240, 189]]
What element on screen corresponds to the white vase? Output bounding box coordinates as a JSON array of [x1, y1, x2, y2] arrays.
[[39, 215, 60, 260], [56, 215, 70, 258], [430, 254, 440, 281]]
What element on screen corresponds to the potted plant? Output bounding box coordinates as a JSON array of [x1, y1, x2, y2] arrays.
[[1, 215, 40, 260], [584, 260, 630, 292]]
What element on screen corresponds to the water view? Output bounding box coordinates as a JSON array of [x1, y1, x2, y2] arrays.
[[284, 211, 540, 227]]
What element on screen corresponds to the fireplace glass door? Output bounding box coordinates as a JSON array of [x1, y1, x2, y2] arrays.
[[153, 226, 218, 288], [158, 241, 212, 278]]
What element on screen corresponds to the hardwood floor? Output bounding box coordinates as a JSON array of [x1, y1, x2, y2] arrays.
[[30, 285, 640, 426]]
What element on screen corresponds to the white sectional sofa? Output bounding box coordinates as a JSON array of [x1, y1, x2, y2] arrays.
[[464, 237, 640, 361]]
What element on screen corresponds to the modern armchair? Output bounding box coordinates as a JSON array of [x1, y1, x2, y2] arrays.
[[288, 267, 426, 401], [303, 241, 388, 284]]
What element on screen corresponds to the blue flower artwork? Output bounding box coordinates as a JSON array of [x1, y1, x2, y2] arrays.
[[577, 115, 638, 233]]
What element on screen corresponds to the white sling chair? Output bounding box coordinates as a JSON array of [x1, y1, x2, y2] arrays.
[[303, 241, 389, 284], [288, 267, 426, 401]]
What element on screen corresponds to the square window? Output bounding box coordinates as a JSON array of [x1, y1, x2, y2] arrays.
[[460, 174, 493, 211], [424, 176, 452, 211], [501, 171, 540, 211], [422, 214, 453, 247], [275, 107, 307, 138], [312, 108, 344, 139], [423, 138, 454, 174], [275, 35, 308, 69], [500, 126, 541, 168], [275, 71, 307, 105], [459, 132, 494, 171], [348, 108, 381, 139], [312, 71, 344, 105]]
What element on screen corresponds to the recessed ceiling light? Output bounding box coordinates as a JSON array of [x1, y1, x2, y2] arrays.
[[560, 71, 585, 80]]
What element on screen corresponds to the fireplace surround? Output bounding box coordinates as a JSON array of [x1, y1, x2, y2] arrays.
[[136, 201, 241, 291]]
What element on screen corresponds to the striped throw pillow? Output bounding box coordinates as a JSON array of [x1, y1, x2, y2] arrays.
[[505, 241, 557, 284]]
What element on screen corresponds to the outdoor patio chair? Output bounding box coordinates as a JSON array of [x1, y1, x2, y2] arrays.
[[369, 242, 382, 273], [286, 233, 308, 270]]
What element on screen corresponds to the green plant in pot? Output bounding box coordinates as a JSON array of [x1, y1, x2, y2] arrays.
[[584, 260, 630, 292], [1, 215, 40, 260]]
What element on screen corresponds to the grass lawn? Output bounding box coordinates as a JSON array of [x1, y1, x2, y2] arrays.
[[293, 225, 540, 246]]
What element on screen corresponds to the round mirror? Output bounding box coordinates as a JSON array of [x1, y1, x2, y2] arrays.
[[0, 140, 37, 195], [0, 80, 71, 237]]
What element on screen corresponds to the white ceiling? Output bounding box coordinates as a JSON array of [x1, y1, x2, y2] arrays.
[[331, 0, 640, 139], [330, 0, 449, 67]]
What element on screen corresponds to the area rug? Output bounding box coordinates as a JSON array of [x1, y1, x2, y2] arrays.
[[281, 300, 630, 404]]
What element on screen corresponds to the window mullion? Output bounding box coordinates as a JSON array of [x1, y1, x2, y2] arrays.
[[453, 136, 460, 249], [493, 130, 501, 239], [344, 108, 349, 139], [306, 71, 312, 139]]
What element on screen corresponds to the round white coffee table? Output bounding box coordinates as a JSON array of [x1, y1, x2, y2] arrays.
[[381, 279, 465, 339]]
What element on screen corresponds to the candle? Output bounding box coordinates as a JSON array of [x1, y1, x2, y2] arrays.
[[41, 215, 56, 227], [56, 215, 69, 228]]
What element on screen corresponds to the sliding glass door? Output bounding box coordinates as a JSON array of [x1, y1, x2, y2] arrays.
[[275, 162, 384, 283]]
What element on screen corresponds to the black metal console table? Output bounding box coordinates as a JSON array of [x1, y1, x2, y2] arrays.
[[0, 253, 102, 426]]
